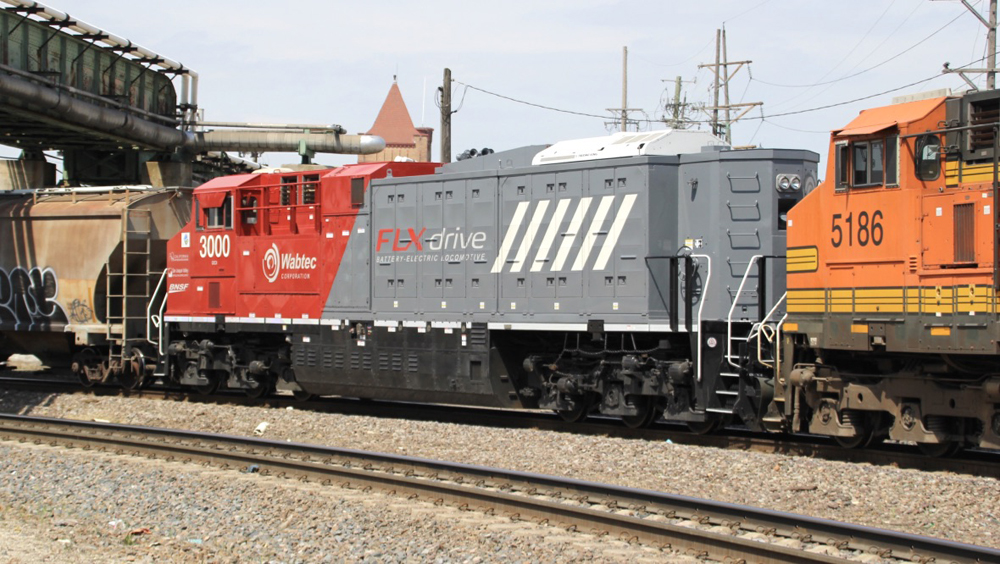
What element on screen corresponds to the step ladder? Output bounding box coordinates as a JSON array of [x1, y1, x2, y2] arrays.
[[707, 255, 788, 415], [104, 207, 153, 369]]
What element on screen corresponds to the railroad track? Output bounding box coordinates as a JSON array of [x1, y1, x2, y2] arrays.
[[0, 413, 996, 564], [2, 375, 999, 478]]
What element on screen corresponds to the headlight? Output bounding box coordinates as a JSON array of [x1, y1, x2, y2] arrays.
[[775, 173, 802, 192]]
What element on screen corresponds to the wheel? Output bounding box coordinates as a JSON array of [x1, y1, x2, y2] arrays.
[[917, 441, 963, 457], [622, 397, 658, 429], [686, 418, 724, 435], [834, 431, 874, 449], [73, 348, 99, 388], [292, 388, 314, 402], [834, 410, 882, 449], [118, 350, 147, 391], [555, 395, 591, 423], [194, 370, 219, 395], [245, 378, 273, 400]]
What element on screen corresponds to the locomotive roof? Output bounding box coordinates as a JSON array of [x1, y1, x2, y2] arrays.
[[833, 96, 945, 137], [531, 129, 729, 166]]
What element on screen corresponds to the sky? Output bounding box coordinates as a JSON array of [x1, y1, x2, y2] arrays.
[[4, 0, 999, 177]]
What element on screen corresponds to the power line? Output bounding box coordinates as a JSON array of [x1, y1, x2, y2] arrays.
[[752, 10, 964, 89], [453, 81, 607, 119], [723, 0, 775, 24], [454, 54, 986, 129]]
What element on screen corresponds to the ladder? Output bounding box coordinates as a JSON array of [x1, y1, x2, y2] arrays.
[[104, 207, 153, 370], [709, 255, 786, 416]]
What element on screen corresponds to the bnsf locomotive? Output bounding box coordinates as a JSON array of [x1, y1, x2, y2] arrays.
[[6, 88, 1000, 455]]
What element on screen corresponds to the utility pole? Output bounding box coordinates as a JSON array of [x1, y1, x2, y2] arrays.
[[712, 29, 721, 137], [662, 76, 693, 129], [722, 29, 732, 143], [607, 46, 641, 132], [941, 0, 997, 90], [439, 68, 452, 163], [621, 46, 628, 132], [698, 28, 762, 143]]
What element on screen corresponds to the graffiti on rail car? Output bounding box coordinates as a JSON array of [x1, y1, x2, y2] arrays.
[[0, 267, 69, 330]]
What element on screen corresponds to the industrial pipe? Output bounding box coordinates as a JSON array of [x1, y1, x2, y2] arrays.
[[0, 71, 385, 155], [0, 71, 187, 149], [185, 130, 385, 154]]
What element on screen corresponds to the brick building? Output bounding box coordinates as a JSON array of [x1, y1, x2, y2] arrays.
[[358, 81, 434, 163]]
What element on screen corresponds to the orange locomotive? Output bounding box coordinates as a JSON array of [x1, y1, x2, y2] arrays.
[[769, 89, 1000, 454]]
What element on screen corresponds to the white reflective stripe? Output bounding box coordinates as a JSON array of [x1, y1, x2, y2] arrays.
[[552, 197, 591, 271], [605, 323, 651, 332], [531, 199, 570, 272], [487, 322, 589, 331], [593, 193, 637, 270], [571, 196, 614, 271], [490, 201, 531, 273], [430, 321, 463, 329], [292, 318, 320, 325], [510, 200, 549, 272]]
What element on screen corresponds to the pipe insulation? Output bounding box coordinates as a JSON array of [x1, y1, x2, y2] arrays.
[[186, 130, 385, 154], [0, 71, 187, 148], [0, 72, 386, 155]]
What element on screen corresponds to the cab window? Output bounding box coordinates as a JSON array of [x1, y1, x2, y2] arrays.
[[835, 134, 898, 190], [241, 196, 258, 225], [205, 195, 232, 229], [915, 134, 941, 181]]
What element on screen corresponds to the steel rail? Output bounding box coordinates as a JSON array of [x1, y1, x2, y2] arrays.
[[0, 414, 996, 564], [1, 376, 999, 478]]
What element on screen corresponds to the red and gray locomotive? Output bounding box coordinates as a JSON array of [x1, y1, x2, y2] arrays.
[[158, 129, 817, 429]]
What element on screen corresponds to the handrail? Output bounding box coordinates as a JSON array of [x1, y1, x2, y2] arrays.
[[754, 293, 787, 369], [691, 254, 711, 382], [726, 255, 763, 369], [146, 269, 170, 355]]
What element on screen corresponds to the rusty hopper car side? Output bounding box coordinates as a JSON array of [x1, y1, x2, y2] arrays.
[[0, 186, 191, 384]]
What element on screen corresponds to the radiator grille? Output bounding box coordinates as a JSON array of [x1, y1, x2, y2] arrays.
[[954, 203, 975, 263], [970, 98, 1000, 152]]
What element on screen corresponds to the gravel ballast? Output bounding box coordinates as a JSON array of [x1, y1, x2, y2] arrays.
[[0, 389, 997, 559]]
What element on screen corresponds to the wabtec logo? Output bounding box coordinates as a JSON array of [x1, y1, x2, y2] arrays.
[[376, 227, 486, 252], [263, 244, 318, 283]]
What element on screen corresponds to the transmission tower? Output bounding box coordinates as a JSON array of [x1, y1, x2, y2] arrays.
[[697, 28, 762, 143]]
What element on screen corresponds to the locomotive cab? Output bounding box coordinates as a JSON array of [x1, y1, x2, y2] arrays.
[[780, 89, 1000, 453]]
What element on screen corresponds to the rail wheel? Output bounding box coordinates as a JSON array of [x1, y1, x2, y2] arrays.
[[833, 410, 883, 449], [118, 349, 147, 391], [73, 348, 100, 388], [917, 441, 963, 457], [556, 395, 591, 423], [245, 377, 273, 400], [622, 397, 659, 429], [194, 370, 219, 395], [686, 417, 724, 435]]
